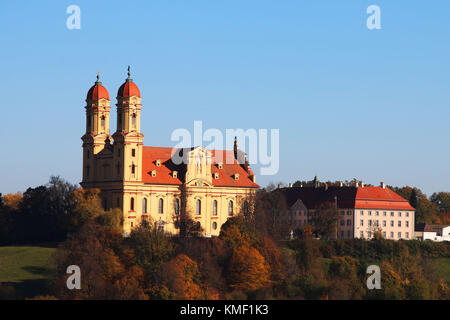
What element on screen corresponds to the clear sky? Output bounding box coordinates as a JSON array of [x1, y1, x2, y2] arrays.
[[0, 1, 449, 196]]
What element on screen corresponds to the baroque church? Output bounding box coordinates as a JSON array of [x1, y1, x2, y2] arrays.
[[81, 69, 259, 236]]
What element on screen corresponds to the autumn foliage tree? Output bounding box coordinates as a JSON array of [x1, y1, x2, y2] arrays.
[[227, 245, 271, 292], [53, 222, 147, 300], [159, 254, 206, 300]]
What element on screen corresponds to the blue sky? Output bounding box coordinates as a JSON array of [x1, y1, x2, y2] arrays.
[[0, 1, 449, 196]]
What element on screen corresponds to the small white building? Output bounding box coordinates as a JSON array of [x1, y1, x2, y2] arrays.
[[416, 224, 450, 242]]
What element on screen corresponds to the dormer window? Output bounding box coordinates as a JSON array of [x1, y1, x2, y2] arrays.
[[151, 170, 156, 177], [214, 172, 219, 180], [234, 173, 240, 180], [172, 171, 178, 178], [218, 163, 223, 169], [156, 160, 161, 167]]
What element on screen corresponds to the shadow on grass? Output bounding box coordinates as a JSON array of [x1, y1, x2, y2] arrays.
[[0, 266, 55, 300], [22, 266, 53, 277], [0, 279, 53, 300]]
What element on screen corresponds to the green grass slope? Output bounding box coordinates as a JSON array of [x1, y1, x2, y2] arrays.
[[0, 244, 57, 299]]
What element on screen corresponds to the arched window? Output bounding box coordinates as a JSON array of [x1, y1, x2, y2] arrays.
[[101, 115, 105, 130], [132, 113, 136, 127], [213, 200, 218, 216], [212, 222, 218, 230], [159, 198, 164, 214], [142, 198, 147, 213], [196, 199, 201, 215], [130, 197, 135, 211], [174, 198, 180, 215], [131, 164, 135, 174], [228, 200, 233, 216]]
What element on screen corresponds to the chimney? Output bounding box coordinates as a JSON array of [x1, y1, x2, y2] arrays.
[[325, 183, 328, 190], [356, 182, 359, 187], [361, 182, 365, 188], [340, 182, 343, 187], [289, 183, 293, 188], [381, 181, 386, 189], [278, 183, 282, 189], [300, 184, 303, 188]]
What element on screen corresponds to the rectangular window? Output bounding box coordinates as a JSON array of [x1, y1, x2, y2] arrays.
[[376, 211, 379, 216], [390, 232, 394, 238], [398, 221, 401, 227], [340, 220, 345, 226], [360, 231, 364, 238], [391, 212, 394, 217], [398, 212, 402, 217], [368, 211, 372, 216], [406, 232, 409, 239], [347, 219, 351, 226], [382, 231, 386, 238], [406, 212, 409, 217], [383, 211, 387, 216], [398, 232, 401, 238], [383, 220, 386, 227], [390, 221, 394, 227], [360, 220, 364, 226], [406, 221, 409, 227], [347, 230, 351, 237], [132, 149, 136, 157], [368, 220, 372, 226], [360, 211, 364, 216]]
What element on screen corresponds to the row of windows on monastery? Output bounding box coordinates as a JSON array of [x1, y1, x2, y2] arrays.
[[291, 210, 412, 218], [129, 197, 235, 216], [337, 230, 411, 239], [292, 218, 411, 229]]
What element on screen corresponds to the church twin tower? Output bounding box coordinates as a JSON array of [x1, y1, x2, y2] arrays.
[[81, 68, 144, 189], [81, 68, 259, 236]]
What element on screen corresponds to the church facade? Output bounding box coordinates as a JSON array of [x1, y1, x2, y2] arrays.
[[81, 70, 259, 236]]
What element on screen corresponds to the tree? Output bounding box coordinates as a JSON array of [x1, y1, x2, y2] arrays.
[[430, 192, 450, 213], [227, 245, 271, 292], [70, 188, 122, 233], [254, 187, 289, 239], [53, 222, 147, 300], [328, 256, 365, 299], [126, 220, 175, 283], [159, 254, 206, 300], [311, 204, 339, 240]]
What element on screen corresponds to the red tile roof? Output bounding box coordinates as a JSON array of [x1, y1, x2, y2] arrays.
[[355, 187, 415, 210], [424, 224, 449, 232], [87, 83, 110, 100], [278, 186, 415, 211], [141, 146, 259, 188], [118, 81, 140, 98]]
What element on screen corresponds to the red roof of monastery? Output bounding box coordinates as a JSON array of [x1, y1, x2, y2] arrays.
[[278, 186, 414, 211], [354, 186, 415, 210], [141, 146, 259, 188]]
